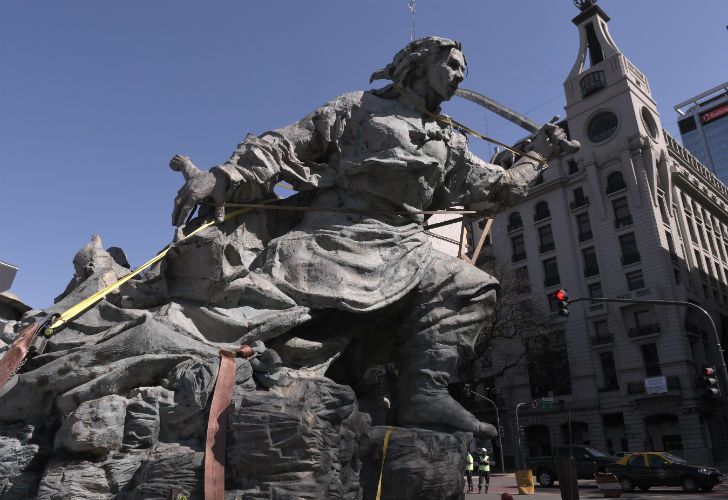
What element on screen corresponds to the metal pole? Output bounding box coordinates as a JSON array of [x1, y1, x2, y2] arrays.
[[469, 389, 506, 473], [515, 402, 527, 470], [570, 296, 728, 398]]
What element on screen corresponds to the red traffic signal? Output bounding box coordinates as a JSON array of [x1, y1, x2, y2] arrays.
[[701, 366, 721, 398], [556, 289, 570, 317]]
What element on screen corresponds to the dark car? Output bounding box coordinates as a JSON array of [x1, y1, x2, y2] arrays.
[[606, 452, 723, 493], [525, 445, 617, 487]]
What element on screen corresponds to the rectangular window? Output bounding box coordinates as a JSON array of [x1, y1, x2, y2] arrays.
[[665, 232, 677, 261], [592, 320, 611, 345], [626, 270, 644, 291], [511, 235, 526, 262], [577, 213, 592, 242], [543, 258, 560, 287], [641, 343, 662, 377], [588, 282, 603, 297], [673, 268, 681, 284], [687, 216, 697, 243], [694, 250, 704, 272], [600, 352, 619, 390], [583, 247, 599, 277], [571, 187, 589, 209], [613, 197, 632, 228], [539, 225, 555, 253], [568, 159, 579, 174], [595, 320, 609, 337], [658, 196, 669, 222], [620, 233, 640, 265]]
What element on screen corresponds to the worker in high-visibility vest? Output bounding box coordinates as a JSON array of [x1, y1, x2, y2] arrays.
[[478, 448, 491, 494], [465, 451, 474, 492]]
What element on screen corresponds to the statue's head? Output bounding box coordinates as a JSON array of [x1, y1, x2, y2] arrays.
[[371, 36, 467, 102]]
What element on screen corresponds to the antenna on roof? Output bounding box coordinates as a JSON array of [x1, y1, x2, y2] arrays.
[[408, 0, 416, 41]]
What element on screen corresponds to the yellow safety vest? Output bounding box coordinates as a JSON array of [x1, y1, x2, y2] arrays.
[[466, 453, 474, 471], [479, 454, 490, 472]]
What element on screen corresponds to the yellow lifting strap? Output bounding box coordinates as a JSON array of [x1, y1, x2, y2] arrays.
[[45, 206, 256, 335], [375, 426, 395, 500]]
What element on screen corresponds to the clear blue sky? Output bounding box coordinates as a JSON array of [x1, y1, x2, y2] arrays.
[[1, 1, 726, 309]]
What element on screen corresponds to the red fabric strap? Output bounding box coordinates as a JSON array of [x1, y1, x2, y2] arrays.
[[204, 345, 254, 499], [0, 323, 40, 391]]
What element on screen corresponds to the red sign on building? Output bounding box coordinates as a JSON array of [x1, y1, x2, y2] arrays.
[[701, 103, 728, 124]]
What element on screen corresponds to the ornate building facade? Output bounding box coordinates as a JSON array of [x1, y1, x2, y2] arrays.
[[468, 2, 728, 468]]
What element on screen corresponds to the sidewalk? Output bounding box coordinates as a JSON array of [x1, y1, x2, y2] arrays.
[[463, 473, 555, 499]]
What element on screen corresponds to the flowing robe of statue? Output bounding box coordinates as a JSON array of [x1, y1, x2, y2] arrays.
[[156, 88, 536, 346]]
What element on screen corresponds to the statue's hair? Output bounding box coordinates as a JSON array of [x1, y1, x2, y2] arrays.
[[370, 36, 466, 87]]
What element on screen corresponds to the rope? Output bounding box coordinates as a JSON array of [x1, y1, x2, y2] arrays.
[[375, 427, 395, 500], [220, 203, 476, 216], [394, 84, 547, 166]]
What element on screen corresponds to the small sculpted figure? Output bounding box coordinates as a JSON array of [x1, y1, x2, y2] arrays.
[[161, 36, 569, 436]]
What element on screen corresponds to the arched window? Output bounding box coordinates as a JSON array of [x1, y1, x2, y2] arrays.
[[534, 201, 551, 222], [606, 171, 626, 194], [508, 211, 522, 231]]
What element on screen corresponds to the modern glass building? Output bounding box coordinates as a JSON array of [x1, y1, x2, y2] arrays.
[[676, 82, 728, 185]]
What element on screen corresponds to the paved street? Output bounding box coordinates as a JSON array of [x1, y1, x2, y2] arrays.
[[463, 474, 728, 499]]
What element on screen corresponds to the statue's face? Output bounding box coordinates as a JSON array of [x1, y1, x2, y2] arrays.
[[426, 48, 465, 101]]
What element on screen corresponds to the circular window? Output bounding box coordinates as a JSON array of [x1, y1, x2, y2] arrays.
[[587, 111, 618, 143], [641, 107, 658, 139]]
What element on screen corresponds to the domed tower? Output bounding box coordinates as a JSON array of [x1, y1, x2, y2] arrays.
[[564, 0, 670, 206]]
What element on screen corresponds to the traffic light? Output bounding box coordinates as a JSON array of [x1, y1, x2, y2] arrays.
[[701, 366, 721, 398], [556, 289, 570, 317], [463, 383, 472, 398]]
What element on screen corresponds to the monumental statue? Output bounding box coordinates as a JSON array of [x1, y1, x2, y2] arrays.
[[0, 36, 575, 498]]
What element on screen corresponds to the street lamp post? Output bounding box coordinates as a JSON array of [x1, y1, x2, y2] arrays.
[[463, 384, 506, 473], [515, 402, 528, 470]]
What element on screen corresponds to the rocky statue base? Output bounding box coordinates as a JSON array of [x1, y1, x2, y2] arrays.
[[361, 427, 470, 500], [0, 240, 470, 500]]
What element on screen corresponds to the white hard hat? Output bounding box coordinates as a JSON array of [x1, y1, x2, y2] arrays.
[[481, 448, 487, 453]]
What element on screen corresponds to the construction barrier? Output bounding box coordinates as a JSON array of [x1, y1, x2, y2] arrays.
[[515, 469, 535, 495]]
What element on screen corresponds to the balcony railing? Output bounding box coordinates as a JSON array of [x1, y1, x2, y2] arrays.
[[534, 212, 551, 222], [539, 242, 555, 253], [588, 302, 606, 315], [578, 231, 593, 242], [628, 323, 661, 338], [570, 197, 590, 210], [583, 266, 600, 277], [543, 276, 561, 287], [507, 223, 523, 233], [621, 253, 641, 265], [591, 333, 614, 346], [614, 215, 633, 228]]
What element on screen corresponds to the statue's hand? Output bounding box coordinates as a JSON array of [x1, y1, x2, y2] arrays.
[[526, 123, 577, 161], [170, 155, 228, 226]]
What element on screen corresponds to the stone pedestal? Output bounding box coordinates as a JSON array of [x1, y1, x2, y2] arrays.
[[361, 426, 470, 500]]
